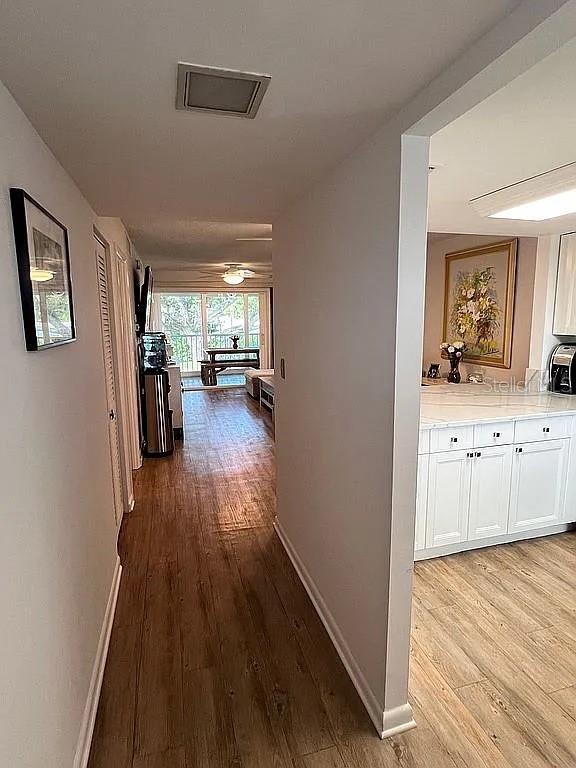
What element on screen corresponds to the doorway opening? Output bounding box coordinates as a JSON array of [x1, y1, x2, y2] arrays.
[[153, 289, 271, 388], [404, 35, 576, 765]]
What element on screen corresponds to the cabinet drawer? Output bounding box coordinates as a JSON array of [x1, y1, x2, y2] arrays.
[[474, 421, 514, 448], [429, 425, 474, 453], [418, 429, 430, 455], [514, 415, 571, 444]]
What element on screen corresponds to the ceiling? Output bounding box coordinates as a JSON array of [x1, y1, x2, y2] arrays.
[[429, 35, 576, 237], [132, 220, 272, 270], [0, 0, 523, 265]]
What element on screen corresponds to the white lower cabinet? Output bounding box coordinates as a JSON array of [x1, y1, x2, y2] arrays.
[[425, 449, 471, 549], [508, 438, 569, 533], [415, 416, 575, 557], [415, 453, 429, 551], [468, 445, 513, 541]]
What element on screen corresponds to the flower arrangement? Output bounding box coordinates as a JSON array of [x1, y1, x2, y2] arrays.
[[450, 267, 500, 355], [441, 340, 466, 383]]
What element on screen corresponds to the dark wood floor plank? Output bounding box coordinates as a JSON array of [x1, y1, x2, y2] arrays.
[[132, 746, 186, 768], [303, 747, 346, 767], [134, 559, 184, 758], [182, 665, 242, 768], [231, 530, 334, 756]]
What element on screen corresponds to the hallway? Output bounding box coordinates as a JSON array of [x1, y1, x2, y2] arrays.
[[88, 388, 386, 768], [88, 389, 576, 768]]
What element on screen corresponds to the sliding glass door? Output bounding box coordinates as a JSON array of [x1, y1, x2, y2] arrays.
[[157, 291, 269, 375]]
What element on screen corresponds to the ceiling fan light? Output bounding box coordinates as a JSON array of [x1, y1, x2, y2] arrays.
[[30, 267, 55, 282], [223, 271, 245, 285]]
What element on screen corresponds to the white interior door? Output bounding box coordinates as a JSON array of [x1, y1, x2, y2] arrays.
[[95, 236, 125, 526]]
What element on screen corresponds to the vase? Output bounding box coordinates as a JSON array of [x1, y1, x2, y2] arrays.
[[447, 356, 461, 384]]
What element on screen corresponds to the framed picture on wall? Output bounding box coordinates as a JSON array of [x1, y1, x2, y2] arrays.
[[10, 188, 76, 351], [442, 238, 517, 369]]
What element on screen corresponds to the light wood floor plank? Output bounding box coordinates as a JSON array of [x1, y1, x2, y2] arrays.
[[411, 597, 485, 689], [456, 680, 557, 768], [409, 645, 514, 768], [550, 685, 576, 720]]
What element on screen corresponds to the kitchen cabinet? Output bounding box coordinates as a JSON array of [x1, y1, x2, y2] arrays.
[[414, 453, 429, 551], [426, 449, 471, 549], [553, 232, 576, 335], [414, 408, 576, 559], [508, 438, 569, 533], [468, 445, 513, 541]]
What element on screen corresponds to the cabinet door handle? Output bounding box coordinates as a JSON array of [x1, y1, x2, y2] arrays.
[[516, 447, 523, 453], [542, 426, 550, 433], [450, 437, 458, 443], [493, 432, 501, 438], [467, 452, 473, 458], [475, 451, 481, 457]]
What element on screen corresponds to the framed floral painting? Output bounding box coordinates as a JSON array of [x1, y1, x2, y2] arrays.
[[442, 239, 517, 369]]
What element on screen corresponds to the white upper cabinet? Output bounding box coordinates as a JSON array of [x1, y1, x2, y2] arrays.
[[553, 232, 576, 335]]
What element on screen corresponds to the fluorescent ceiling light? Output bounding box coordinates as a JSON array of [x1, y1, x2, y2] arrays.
[[235, 237, 272, 241], [490, 188, 576, 221], [470, 162, 576, 221]]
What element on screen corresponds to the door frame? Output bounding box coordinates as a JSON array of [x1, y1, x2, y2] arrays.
[[94, 228, 130, 525]]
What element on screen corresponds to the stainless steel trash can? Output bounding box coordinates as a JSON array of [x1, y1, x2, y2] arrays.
[[143, 369, 174, 456]]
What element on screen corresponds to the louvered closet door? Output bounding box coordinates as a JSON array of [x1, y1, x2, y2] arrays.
[[95, 236, 124, 526]]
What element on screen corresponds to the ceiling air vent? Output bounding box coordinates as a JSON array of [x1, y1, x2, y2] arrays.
[[175, 62, 270, 118]]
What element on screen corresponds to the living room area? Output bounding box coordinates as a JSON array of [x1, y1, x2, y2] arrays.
[[141, 225, 275, 421]]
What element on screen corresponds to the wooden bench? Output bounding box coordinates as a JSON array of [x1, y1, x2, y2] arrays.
[[200, 359, 258, 386]]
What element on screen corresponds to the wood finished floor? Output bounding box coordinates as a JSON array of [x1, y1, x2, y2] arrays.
[[88, 388, 576, 768]]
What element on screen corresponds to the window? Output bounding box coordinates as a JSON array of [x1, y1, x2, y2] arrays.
[[158, 292, 268, 374]]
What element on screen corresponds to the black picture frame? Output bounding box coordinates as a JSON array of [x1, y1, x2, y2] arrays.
[[10, 188, 76, 351]]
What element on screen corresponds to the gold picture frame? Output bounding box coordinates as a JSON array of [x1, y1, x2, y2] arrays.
[[442, 239, 517, 369]]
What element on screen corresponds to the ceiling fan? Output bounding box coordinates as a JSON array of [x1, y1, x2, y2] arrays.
[[221, 263, 257, 285]]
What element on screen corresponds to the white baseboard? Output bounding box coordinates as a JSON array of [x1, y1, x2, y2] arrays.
[[382, 702, 416, 738], [274, 519, 415, 739], [73, 556, 122, 768]]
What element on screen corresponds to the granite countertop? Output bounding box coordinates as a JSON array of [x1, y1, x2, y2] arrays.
[[420, 384, 576, 429]]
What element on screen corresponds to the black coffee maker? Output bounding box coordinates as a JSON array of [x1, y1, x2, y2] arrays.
[[549, 344, 576, 394]]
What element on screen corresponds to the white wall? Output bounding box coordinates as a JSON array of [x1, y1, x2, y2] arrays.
[[0, 80, 119, 766], [274, 125, 408, 728], [423, 234, 537, 383]]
